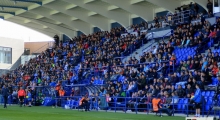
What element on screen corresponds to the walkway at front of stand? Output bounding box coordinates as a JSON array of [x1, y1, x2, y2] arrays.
[[0, 105, 184, 120]]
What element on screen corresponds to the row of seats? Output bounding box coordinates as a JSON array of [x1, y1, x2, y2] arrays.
[[43, 97, 55, 106], [63, 99, 81, 108], [213, 49, 220, 53], [93, 80, 104, 85], [210, 77, 218, 86], [174, 47, 197, 63], [201, 91, 215, 97]]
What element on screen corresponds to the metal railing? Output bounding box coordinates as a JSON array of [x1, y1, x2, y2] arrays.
[[1, 87, 217, 117], [167, 10, 191, 25], [50, 95, 219, 118], [142, 29, 173, 53], [0, 95, 212, 117]]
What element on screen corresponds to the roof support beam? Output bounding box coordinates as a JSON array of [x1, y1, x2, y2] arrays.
[[0, 16, 4, 19], [0, 11, 15, 16], [12, 0, 42, 5], [0, 5, 28, 10], [28, 7, 92, 34], [13, 16, 76, 38], [44, 1, 110, 31], [145, 0, 181, 13], [130, 0, 145, 4], [103, 0, 153, 21], [62, 0, 130, 27]]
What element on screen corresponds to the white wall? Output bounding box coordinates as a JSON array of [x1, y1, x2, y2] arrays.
[[0, 37, 24, 69], [0, 20, 54, 42]]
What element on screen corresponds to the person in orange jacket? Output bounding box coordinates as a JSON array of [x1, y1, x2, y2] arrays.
[[59, 87, 65, 97], [18, 87, 26, 107]]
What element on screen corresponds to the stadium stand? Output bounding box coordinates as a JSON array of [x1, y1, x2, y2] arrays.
[[1, 0, 220, 118]]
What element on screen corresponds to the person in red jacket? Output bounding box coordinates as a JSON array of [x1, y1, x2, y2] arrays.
[[18, 87, 26, 107]]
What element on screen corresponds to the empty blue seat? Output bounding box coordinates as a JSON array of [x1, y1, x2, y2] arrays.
[[212, 77, 218, 85], [204, 97, 208, 102], [218, 95, 220, 100], [93, 80, 98, 84], [69, 100, 75, 108], [178, 99, 183, 110], [201, 91, 205, 96], [98, 80, 104, 85], [205, 91, 210, 97], [205, 99, 213, 111], [182, 99, 188, 110], [210, 91, 215, 97]]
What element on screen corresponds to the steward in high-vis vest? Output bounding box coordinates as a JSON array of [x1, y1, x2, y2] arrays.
[[152, 95, 174, 116], [152, 98, 161, 112], [79, 95, 90, 111], [18, 87, 26, 107]]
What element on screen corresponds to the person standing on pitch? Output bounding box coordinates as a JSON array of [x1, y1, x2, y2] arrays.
[[1, 85, 9, 108], [18, 87, 26, 107], [191, 84, 202, 117]]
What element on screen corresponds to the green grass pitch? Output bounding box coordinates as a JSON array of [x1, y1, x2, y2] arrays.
[[0, 105, 185, 120]]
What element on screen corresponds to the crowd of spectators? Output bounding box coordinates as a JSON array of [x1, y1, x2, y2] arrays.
[[125, 1, 211, 37], [95, 18, 220, 112], [0, 3, 219, 114], [0, 21, 150, 103]]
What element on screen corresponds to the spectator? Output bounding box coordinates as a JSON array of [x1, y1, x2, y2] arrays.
[[194, 3, 199, 14], [27, 89, 32, 107], [1, 85, 9, 108], [186, 83, 194, 95], [207, 0, 213, 13], [176, 85, 185, 98], [59, 87, 65, 97], [191, 84, 202, 117], [152, 95, 174, 116]]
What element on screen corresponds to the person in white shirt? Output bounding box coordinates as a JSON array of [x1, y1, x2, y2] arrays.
[[152, 46, 158, 54]]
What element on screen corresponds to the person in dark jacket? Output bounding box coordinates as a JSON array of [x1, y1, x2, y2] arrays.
[[1, 85, 9, 108]]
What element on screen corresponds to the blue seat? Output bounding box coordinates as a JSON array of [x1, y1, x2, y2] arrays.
[[205, 91, 210, 97], [69, 100, 75, 109], [213, 78, 218, 85], [73, 99, 80, 109], [201, 91, 205, 96], [210, 91, 215, 97], [70, 44, 73, 48], [182, 99, 188, 110], [208, 42, 211, 48], [177, 99, 183, 110], [204, 97, 208, 102], [93, 80, 98, 85], [218, 95, 220, 100], [205, 99, 213, 111], [96, 79, 100, 85], [98, 80, 103, 85]]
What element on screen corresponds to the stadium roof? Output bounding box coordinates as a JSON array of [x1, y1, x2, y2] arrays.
[[0, 0, 208, 38]]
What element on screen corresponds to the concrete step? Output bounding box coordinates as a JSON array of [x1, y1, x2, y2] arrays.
[[122, 40, 155, 63], [122, 38, 169, 62]]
